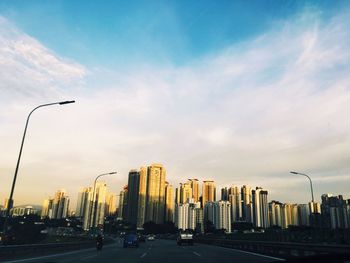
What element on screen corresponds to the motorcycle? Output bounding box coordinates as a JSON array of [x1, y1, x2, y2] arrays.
[[96, 240, 103, 250]]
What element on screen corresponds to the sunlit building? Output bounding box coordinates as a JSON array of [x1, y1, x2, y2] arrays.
[[180, 182, 193, 204], [106, 192, 117, 216], [241, 185, 253, 223], [188, 179, 200, 202], [145, 163, 166, 224], [269, 200, 283, 227], [202, 181, 216, 207], [78, 183, 108, 230], [252, 187, 269, 228], [42, 190, 69, 220], [165, 182, 174, 222]]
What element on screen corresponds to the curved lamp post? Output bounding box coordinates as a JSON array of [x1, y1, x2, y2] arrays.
[[2, 101, 75, 236], [290, 171, 314, 203], [90, 172, 117, 229]]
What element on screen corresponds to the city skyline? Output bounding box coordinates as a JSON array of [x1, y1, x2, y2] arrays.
[[1, 163, 350, 207], [1, 1, 350, 206], [3, 162, 349, 233]]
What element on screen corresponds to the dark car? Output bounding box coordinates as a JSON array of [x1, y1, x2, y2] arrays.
[[138, 234, 146, 242], [123, 234, 139, 248]]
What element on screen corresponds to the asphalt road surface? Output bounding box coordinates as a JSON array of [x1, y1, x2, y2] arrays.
[[3, 239, 284, 263]]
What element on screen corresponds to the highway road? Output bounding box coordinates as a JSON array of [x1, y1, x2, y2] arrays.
[[3, 239, 284, 263]]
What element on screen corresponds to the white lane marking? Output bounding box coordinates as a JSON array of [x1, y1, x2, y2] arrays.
[[140, 252, 147, 258], [148, 247, 152, 250], [203, 245, 285, 261], [193, 252, 201, 257], [81, 254, 97, 260], [2, 243, 117, 263]]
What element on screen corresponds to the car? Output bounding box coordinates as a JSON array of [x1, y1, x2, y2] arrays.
[[138, 234, 146, 242], [177, 232, 193, 246], [147, 235, 155, 241], [123, 234, 139, 248]]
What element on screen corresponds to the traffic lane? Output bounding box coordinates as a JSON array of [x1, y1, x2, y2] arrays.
[[140, 239, 284, 263], [2, 240, 152, 263], [140, 239, 200, 263], [3, 239, 284, 263], [182, 241, 283, 263]]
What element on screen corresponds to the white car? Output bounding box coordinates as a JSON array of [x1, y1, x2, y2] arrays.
[[147, 235, 155, 241]]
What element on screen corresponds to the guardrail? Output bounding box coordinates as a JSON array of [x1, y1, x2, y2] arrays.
[[0, 240, 97, 261], [195, 237, 350, 259]]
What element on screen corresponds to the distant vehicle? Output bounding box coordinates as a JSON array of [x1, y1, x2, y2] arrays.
[[177, 232, 193, 246], [138, 234, 146, 242], [123, 234, 139, 248], [147, 235, 155, 241]]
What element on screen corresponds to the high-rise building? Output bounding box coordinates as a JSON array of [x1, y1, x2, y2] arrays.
[[195, 207, 204, 233], [241, 185, 253, 223], [175, 187, 180, 205], [252, 187, 269, 228], [281, 203, 298, 229], [202, 181, 216, 207], [76, 187, 91, 219], [106, 192, 117, 216], [165, 182, 174, 222], [126, 169, 141, 225], [145, 164, 166, 224], [188, 179, 199, 202], [175, 203, 189, 230], [41, 190, 69, 219], [41, 198, 53, 218], [269, 200, 283, 227], [78, 183, 109, 230], [175, 201, 201, 231], [92, 182, 108, 228], [321, 194, 349, 229], [117, 188, 126, 220], [76, 187, 93, 230], [204, 201, 231, 233], [221, 187, 229, 201], [137, 166, 147, 228], [298, 204, 311, 226], [180, 182, 193, 204], [228, 186, 242, 222]]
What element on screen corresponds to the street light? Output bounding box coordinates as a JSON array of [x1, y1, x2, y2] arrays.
[[2, 100, 75, 236], [290, 171, 314, 203], [90, 172, 117, 229]]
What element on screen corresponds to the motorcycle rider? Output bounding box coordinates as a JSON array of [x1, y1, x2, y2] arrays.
[[96, 234, 103, 250]]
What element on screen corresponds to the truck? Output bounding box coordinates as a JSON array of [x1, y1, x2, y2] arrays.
[[177, 232, 193, 246]]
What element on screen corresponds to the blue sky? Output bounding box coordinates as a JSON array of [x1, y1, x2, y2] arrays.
[[1, 1, 350, 206], [1, 0, 347, 67]]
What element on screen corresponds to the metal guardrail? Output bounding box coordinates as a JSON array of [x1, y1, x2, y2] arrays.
[[195, 238, 350, 259]]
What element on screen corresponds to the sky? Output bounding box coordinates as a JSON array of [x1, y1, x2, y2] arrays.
[[0, 0, 350, 208]]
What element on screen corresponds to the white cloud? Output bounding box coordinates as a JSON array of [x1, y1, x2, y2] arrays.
[[0, 16, 86, 99], [1, 9, 350, 206]]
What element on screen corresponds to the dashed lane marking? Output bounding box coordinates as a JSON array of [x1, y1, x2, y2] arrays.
[[140, 252, 147, 258], [193, 252, 201, 257]]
